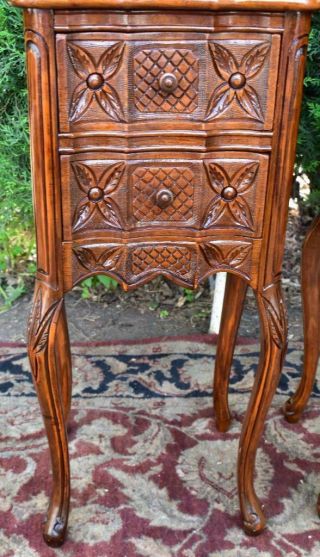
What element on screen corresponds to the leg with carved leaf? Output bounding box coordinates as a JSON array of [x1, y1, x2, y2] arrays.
[[238, 280, 287, 534], [284, 216, 320, 423], [27, 282, 70, 547], [56, 302, 72, 424], [214, 273, 248, 432]]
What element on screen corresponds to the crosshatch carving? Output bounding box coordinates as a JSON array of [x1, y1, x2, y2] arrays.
[[131, 245, 192, 275], [133, 47, 199, 113], [131, 165, 195, 223]]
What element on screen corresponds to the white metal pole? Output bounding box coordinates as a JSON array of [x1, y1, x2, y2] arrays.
[[209, 272, 227, 334]]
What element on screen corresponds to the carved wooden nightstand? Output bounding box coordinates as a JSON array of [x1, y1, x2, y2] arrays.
[[10, 0, 319, 547]]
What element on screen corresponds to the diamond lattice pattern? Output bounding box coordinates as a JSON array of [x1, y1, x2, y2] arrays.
[[132, 166, 195, 222], [132, 246, 192, 276], [133, 48, 199, 113]]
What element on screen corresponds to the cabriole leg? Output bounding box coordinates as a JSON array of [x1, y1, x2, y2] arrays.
[[214, 273, 248, 432], [238, 280, 287, 534], [56, 302, 72, 424], [284, 216, 320, 422], [28, 282, 70, 547]]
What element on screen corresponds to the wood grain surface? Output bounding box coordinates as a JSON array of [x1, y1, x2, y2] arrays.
[[15, 3, 318, 546]]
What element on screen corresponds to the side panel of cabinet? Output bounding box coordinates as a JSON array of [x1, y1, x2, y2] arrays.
[[24, 10, 62, 289]]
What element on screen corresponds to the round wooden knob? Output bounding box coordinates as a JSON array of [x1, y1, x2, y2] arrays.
[[229, 72, 246, 90], [87, 73, 104, 90], [222, 186, 237, 200], [159, 73, 178, 93], [156, 189, 174, 208], [88, 186, 104, 201]]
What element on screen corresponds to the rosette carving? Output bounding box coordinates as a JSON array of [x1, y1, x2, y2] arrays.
[[67, 41, 125, 122], [72, 162, 125, 231], [203, 161, 258, 229], [206, 42, 270, 122]]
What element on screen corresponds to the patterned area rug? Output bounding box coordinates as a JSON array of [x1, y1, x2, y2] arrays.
[[1, 336, 320, 557]]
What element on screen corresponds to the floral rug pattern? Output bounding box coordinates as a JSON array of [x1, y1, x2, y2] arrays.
[[0, 337, 320, 557]]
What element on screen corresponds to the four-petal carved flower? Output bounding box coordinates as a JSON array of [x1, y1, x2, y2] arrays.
[[203, 161, 259, 230], [206, 42, 271, 122], [67, 41, 125, 122], [72, 161, 125, 231]]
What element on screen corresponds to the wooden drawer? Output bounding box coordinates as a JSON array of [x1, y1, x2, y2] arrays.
[[65, 237, 262, 290], [61, 151, 269, 240], [56, 32, 280, 132]]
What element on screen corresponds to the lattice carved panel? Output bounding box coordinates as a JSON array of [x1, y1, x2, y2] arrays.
[[133, 47, 199, 113], [129, 244, 196, 286], [131, 166, 195, 223]]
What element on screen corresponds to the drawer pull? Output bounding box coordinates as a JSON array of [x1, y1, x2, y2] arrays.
[[86, 73, 104, 90], [159, 73, 178, 93], [156, 189, 174, 208], [229, 72, 246, 90], [88, 186, 104, 202], [222, 186, 237, 201]]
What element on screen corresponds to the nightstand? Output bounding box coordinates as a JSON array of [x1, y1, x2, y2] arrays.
[[10, 0, 319, 546]]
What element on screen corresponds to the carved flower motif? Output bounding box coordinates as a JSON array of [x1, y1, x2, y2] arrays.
[[201, 242, 252, 271], [203, 161, 259, 230], [67, 41, 125, 122], [72, 162, 125, 231], [206, 42, 271, 121], [73, 246, 123, 273]]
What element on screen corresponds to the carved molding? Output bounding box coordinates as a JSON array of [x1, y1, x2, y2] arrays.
[[206, 42, 270, 122], [67, 41, 125, 122], [72, 161, 125, 231]]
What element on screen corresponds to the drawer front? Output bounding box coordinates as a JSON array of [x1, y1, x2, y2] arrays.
[[132, 44, 201, 116], [67, 237, 262, 290], [61, 152, 269, 240], [56, 32, 280, 132]]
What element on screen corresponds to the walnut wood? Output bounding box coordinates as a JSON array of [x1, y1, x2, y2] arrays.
[[239, 279, 287, 534], [284, 216, 320, 423], [10, 0, 320, 11], [214, 273, 248, 432], [11, 1, 317, 545]]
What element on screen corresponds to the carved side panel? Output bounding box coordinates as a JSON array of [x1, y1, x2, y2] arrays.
[[206, 33, 280, 130], [265, 14, 312, 282], [25, 12, 61, 289]]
